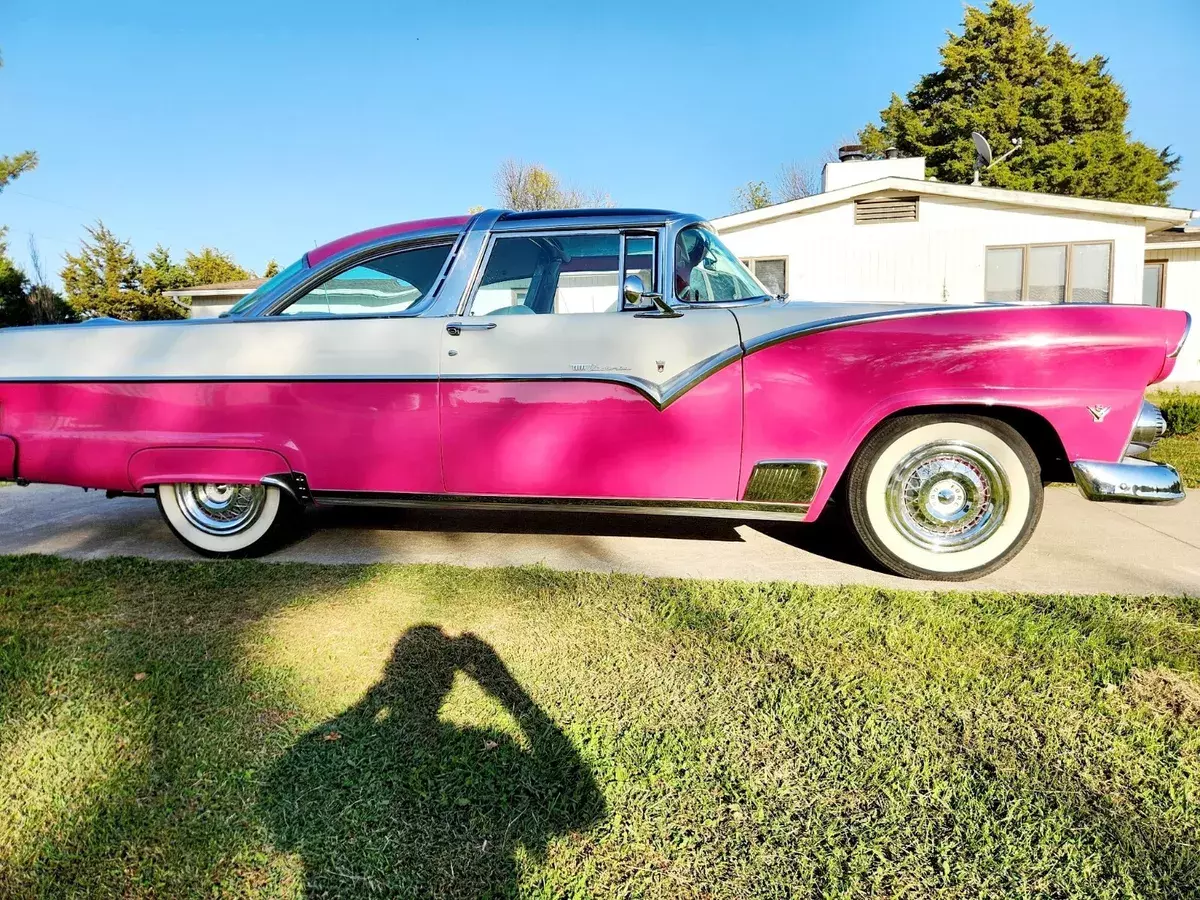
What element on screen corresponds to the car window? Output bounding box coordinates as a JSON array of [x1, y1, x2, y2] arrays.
[[225, 257, 306, 316], [276, 243, 452, 317], [674, 226, 766, 303], [469, 233, 625, 315]]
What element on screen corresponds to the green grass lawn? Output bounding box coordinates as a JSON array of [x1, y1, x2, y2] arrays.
[[1, 559, 1198, 898], [1152, 435, 1200, 488]]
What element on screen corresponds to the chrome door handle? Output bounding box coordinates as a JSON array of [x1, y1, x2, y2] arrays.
[[446, 321, 497, 336]]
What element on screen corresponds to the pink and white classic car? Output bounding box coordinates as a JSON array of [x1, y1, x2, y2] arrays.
[[0, 209, 1189, 579]]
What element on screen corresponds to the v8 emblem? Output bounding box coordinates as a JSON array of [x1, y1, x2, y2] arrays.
[[1087, 405, 1111, 423]]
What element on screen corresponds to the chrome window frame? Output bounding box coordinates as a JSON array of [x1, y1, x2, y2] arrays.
[[617, 231, 659, 312]]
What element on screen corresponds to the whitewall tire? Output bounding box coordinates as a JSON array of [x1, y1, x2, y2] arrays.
[[846, 415, 1043, 580], [157, 482, 291, 558]]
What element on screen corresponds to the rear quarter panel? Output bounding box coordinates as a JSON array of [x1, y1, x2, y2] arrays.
[[735, 304, 1188, 519]]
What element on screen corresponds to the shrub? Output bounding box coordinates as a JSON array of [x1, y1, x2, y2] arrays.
[[1156, 390, 1200, 437]]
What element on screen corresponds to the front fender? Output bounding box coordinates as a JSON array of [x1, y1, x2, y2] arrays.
[[127, 447, 292, 491]]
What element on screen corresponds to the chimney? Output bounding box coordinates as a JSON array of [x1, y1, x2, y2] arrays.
[[884, 147, 900, 160], [837, 144, 867, 162]]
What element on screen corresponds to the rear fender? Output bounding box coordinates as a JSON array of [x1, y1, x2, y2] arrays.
[[127, 447, 292, 491]]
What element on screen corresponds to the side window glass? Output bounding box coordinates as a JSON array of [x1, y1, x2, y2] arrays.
[[674, 226, 765, 303], [277, 243, 451, 317], [470, 234, 622, 315]]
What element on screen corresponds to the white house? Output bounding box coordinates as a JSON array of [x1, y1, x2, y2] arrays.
[[713, 152, 1198, 383], [1145, 226, 1200, 382], [165, 278, 266, 318]]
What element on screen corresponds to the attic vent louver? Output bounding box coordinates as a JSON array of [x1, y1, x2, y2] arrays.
[[855, 196, 919, 224]]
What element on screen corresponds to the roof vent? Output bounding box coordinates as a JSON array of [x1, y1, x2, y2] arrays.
[[884, 147, 900, 160], [838, 144, 866, 162], [855, 195, 919, 224]]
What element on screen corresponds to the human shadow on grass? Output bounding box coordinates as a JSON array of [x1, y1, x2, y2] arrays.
[[262, 625, 605, 898]]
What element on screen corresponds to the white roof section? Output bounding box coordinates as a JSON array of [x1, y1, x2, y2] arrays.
[[713, 176, 1198, 234]]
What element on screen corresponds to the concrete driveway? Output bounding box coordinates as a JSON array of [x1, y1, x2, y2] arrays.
[[0, 484, 1197, 595]]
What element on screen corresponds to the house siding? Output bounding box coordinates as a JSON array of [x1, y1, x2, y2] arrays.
[[1149, 246, 1200, 383], [716, 195, 1147, 308]]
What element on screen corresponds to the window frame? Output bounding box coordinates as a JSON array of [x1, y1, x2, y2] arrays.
[[1143, 259, 1168, 309], [738, 256, 789, 298], [461, 228, 659, 317], [983, 240, 1115, 304], [267, 238, 457, 320]]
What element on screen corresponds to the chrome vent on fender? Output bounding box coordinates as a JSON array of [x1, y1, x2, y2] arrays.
[[743, 460, 827, 505], [1127, 401, 1168, 458], [854, 196, 919, 224]]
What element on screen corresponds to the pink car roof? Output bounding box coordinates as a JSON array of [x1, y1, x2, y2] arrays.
[[306, 215, 471, 268]]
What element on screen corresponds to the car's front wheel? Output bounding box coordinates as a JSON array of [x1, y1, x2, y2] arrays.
[[846, 415, 1043, 580], [157, 482, 294, 558]]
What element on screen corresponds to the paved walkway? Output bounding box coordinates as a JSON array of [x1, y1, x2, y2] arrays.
[[0, 484, 1197, 594]]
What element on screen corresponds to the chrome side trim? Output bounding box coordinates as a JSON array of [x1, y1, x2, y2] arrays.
[[742, 460, 826, 505], [310, 490, 811, 521], [261, 472, 313, 505], [740, 304, 1016, 356], [1168, 311, 1192, 358], [1072, 458, 1185, 504]]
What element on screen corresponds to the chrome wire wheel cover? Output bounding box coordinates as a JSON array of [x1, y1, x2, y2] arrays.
[[884, 442, 1009, 553], [174, 483, 267, 536]]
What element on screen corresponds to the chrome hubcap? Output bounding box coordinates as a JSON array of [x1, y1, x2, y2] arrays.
[[885, 442, 1009, 553], [174, 483, 266, 536]]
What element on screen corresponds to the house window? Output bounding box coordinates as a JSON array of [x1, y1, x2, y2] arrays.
[[1143, 261, 1166, 307], [740, 257, 788, 297], [984, 241, 1113, 304]]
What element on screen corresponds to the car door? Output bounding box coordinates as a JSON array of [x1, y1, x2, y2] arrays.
[[260, 242, 452, 495], [438, 228, 744, 500]]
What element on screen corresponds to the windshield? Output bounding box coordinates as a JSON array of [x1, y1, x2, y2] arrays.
[[674, 226, 768, 303], [223, 257, 307, 317]]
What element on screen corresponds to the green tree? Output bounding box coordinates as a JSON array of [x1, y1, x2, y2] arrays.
[[0, 53, 37, 196], [139, 244, 192, 295], [858, 0, 1179, 204], [60, 222, 184, 320], [733, 180, 773, 212], [184, 247, 251, 285], [0, 231, 30, 326], [263, 259, 280, 278]]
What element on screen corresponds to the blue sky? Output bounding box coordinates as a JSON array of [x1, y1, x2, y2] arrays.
[[3, 0, 1197, 284]]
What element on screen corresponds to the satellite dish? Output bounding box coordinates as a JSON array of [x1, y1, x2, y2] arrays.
[[971, 131, 993, 166], [970, 131, 1023, 185]]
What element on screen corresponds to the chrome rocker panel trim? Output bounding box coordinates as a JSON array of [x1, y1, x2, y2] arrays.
[[1072, 458, 1185, 505], [309, 491, 811, 521]]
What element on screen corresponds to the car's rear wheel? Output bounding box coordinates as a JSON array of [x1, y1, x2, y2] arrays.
[[846, 415, 1042, 580], [157, 482, 293, 557]]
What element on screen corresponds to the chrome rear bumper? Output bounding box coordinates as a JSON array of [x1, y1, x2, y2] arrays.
[[1072, 458, 1185, 505]]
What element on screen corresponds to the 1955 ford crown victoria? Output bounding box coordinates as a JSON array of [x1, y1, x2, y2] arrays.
[[0, 209, 1189, 579]]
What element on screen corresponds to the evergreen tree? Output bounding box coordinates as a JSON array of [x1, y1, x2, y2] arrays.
[[184, 247, 252, 285], [60, 222, 184, 320], [0, 53, 37, 196], [859, 0, 1179, 204]]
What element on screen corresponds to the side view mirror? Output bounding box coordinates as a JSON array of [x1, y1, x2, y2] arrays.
[[624, 274, 681, 319]]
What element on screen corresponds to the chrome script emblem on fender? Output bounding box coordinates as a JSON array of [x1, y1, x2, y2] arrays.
[[1087, 405, 1112, 423], [570, 363, 631, 373]]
